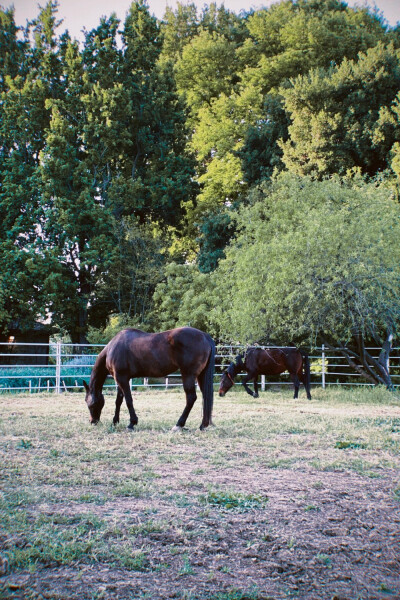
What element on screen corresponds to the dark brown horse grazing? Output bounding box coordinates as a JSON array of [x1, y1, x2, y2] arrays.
[[83, 327, 215, 431], [219, 347, 311, 400]]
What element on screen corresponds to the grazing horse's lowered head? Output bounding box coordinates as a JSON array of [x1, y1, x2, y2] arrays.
[[83, 380, 105, 424], [219, 355, 244, 397]]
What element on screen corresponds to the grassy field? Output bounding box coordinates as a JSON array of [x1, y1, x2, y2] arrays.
[[0, 386, 399, 600]]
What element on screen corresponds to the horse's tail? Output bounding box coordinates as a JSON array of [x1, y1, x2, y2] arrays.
[[301, 351, 311, 398], [199, 335, 216, 426]]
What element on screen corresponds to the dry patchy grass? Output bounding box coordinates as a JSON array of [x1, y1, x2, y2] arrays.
[[0, 386, 399, 599]]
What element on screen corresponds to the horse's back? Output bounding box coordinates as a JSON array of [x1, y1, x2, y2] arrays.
[[106, 326, 213, 378], [248, 346, 302, 375]]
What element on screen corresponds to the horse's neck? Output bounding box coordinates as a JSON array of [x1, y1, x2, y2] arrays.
[[90, 351, 108, 392], [234, 354, 245, 373]]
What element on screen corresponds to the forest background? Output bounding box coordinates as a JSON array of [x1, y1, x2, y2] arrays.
[[1, 0, 400, 385]]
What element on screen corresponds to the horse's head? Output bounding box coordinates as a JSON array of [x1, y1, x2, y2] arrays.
[[219, 363, 236, 397], [83, 381, 105, 424]]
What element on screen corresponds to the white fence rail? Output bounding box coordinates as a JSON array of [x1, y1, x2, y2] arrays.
[[0, 342, 399, 393]]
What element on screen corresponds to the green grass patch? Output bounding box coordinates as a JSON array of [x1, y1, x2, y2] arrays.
[[201, 490, 268, 511]]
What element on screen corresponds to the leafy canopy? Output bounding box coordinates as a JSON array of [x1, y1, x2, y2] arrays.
[[211, 173, 400, 346]]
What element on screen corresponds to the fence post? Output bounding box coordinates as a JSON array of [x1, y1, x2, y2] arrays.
[[261, 375, 266, 392], [321, 344, 326, 389], [55, 342, 61, 394]]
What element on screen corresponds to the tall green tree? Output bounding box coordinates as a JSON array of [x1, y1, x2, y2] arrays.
[[159, 2, 199, 63], [152, 262, 216, 332], [280, 43, 400, 177], [175, 29, 238, 114], [239, 0, 392, 93], [39, 39, 116, 343], [0, 2, 62, 331], [36, 0, 195, 340], [211, 173, 400, 386], [0, 6, 28, 91], [179, 0, 395, 271]]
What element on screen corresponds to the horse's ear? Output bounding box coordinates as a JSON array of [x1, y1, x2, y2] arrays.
[[83, 380, 89, 392]]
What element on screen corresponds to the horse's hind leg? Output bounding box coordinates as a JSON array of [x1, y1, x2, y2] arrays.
[[299, 372, 312, 400], [112, 387, 124, 425], [115, 375, 138, 430], [290, 373, 300, 399], [173, 376, 197, 432]]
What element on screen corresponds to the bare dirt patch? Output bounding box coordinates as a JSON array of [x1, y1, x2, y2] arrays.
[[1, 387, 399, 599]]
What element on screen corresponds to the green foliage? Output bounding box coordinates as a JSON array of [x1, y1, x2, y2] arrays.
[[240, 0, 392, 94], [151, 262, 217, 333], [211, 173, 400, 346], [280, 43, 400, 177], [1, 0, 399, 342], [196, 210, 235, 273], [175, 29, 238, 114], [0, 1, 194, 341], [87, 313, 144, 345]]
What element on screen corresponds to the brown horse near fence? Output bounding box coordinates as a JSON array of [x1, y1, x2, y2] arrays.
[[83, 327, 215, 431], [219, 346, 311, 400]]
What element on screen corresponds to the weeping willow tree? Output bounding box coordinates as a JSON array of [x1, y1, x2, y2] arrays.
[[211, 173, 400, 388]]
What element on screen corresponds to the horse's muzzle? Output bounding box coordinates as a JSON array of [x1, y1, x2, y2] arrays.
[[219, 391, 225, 397]]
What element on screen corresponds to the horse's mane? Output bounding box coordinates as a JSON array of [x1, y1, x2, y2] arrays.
[[227, 354, 244, 377]]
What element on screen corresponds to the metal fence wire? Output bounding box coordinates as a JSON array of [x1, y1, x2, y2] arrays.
[[0, 342, 399, 393]]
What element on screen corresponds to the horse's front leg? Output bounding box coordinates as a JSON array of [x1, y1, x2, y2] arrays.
[[115, 375, 138, 430], [112, 387, 124, 425], [253, 378, 259, 398], [242, 373, 257, 398]]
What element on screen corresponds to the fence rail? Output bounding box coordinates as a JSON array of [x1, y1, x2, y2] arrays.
[[0, 342, 399, 393]]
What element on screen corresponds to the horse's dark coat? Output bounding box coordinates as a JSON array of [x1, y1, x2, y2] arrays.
[[219, 346, 311, 400], [84, 327, 215, 430]]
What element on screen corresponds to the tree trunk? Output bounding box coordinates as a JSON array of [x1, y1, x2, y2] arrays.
[[322, 334, 394, 389]]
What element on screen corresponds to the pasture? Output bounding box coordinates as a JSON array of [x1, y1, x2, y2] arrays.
[[0, 387, 399, 600]]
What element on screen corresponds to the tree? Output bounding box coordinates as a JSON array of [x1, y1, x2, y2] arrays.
[[196, 209, 235, 273], [211, 173, 400, 387], [0, 2, 63, 331], [7, 0, 195, 341], [280, 43, 400, 177], [151, 262, 216, 333], [0, 6, 28, 91], [159, 2, 199, 63], [175, 29, 238, 114], [39, 38, 116, 343], [91, 217, 166, 328], [239, 0, 392, 94]]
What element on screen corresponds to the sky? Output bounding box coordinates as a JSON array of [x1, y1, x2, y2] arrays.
[[5, 0, 400, 42]]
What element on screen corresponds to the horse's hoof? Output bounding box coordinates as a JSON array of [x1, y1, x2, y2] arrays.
[[127, 424, 135, 431], [171, 425, 183, 433], [253, 393, 259, 399]]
